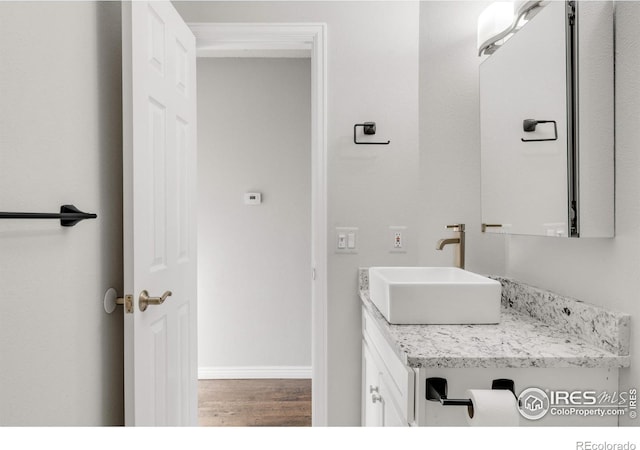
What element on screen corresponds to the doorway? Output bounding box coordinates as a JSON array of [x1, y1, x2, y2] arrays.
[[189, 23, 327, 426], [196, 56, 312, 426]]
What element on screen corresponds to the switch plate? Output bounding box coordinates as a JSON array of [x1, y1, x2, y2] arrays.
[[389, 226, 407, 253], [336, 227, 358, 254]]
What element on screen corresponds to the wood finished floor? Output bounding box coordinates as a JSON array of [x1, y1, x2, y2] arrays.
[[198, 379, 312, 427]]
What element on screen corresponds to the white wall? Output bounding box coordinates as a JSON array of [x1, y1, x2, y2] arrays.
[[505, 2, 640, 427], [418, 1, 506, 275], [175, 1, 421, 425], [0, 2, 123, 425], [197, 58, 312, 372]]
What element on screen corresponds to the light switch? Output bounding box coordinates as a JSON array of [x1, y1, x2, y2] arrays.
[[337, 233, 347, 249], [335, 227, 358, 254], [347, 232, 356, 249]]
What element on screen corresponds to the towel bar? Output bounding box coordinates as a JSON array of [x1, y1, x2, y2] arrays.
[[0, 204, 97, 227]]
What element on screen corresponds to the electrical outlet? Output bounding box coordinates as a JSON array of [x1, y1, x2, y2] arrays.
[[389, 226, 407, 253], [393, 231, 402, 248]]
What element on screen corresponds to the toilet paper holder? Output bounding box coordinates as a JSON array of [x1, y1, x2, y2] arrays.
[[425, 377, 515, 407]]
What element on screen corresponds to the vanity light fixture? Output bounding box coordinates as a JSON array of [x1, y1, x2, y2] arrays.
[[477, 1, 545, 56]]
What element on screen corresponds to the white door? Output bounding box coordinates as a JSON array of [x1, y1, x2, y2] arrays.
[[122, 1, 197, 426]]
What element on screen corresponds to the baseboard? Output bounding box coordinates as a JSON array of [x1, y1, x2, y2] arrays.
[[198, 366, 312, 380]]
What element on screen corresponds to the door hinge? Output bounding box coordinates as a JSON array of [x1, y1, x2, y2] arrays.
[[116, 295, 134, 314]]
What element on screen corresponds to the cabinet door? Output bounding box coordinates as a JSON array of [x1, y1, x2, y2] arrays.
[[480, 1, 569, 237], [362, 308, 415, 423], [380, 375, 408, 427], [362, 341, 382, 426]]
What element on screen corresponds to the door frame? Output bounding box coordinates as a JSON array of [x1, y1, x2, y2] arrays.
[[188, 23, 328, 426]]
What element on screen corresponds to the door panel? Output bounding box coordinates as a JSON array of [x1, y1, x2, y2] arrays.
[[122, 1, 197, 426]]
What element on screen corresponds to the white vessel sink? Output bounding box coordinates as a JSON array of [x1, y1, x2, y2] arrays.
[[368, 267, 502, 325]]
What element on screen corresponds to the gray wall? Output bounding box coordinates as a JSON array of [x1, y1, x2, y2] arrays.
[[197, 58, 312, 371], [505, 2, 640, 427], [175, 1, 421, 425], [418, 1, 506, 274], [0, 2, 123, 425]]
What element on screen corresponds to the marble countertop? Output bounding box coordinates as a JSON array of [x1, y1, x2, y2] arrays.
[[359, 271, 630, 369]]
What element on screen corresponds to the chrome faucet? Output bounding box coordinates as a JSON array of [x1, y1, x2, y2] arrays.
[[436, 224, 465, 269]]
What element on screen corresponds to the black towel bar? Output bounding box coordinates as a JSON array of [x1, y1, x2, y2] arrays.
[[0, 204, 97, 227]]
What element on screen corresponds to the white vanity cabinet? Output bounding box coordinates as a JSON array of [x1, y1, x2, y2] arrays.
[[362, 308, 415, 426], [362, 304, 625, 427], [362, 342, 407, 426], [360, 270, 630, 427]]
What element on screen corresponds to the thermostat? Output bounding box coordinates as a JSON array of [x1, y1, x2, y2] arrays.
[[244, 192, 262, 205]]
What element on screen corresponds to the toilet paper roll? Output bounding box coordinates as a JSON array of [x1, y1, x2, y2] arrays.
[[465, 389, 520, 427]]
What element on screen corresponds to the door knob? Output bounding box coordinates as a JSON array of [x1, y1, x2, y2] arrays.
[[139, 290, 172, 312]]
